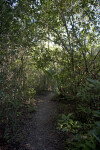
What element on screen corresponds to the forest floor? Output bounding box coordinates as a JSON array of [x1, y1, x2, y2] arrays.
[[19, 92, 66, 150]]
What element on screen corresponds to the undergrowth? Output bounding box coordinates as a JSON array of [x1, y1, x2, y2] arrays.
[[57, 78, 100, 150]]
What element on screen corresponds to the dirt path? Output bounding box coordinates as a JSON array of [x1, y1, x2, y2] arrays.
[[19, 93, 65, 150]]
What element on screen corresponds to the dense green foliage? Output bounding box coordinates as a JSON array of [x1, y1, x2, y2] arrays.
[[0, 0, 100, 148], [57, 79, 100, 149]]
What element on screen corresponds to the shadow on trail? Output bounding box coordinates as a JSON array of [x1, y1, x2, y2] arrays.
[[19, 92, 65, 150]]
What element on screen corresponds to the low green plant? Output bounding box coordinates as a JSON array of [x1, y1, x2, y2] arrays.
[[57, 113, 81, 134], [57, 109, 100, 150], [66, 111, 100, 150]]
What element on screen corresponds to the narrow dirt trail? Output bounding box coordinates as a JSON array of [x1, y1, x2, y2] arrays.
[[19, 93, 65, 150]]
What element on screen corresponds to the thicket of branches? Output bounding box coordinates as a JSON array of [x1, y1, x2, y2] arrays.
[[0, 0, 100, 149]]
